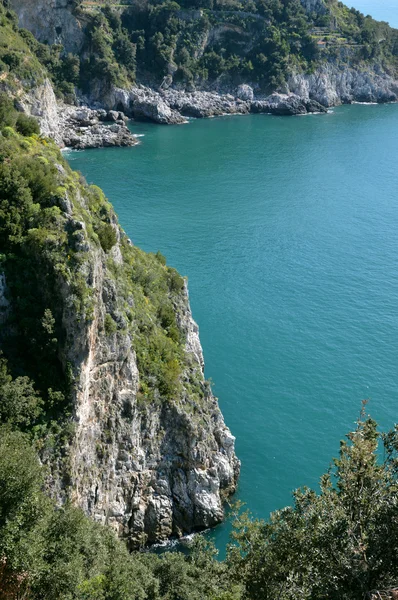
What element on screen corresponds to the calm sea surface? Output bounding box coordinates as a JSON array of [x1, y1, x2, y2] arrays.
[[67, 103, 398, 552]]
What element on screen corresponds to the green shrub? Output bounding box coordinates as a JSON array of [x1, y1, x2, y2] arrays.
[[104, 313, 117, 335], [168, 268, 185, 292], [155, 250, 166, 265], [1, 125, 18, 138], [15, 155, 59, 206], [2, 51, 21, 70], [97, 222, 117, 252], [15, 113, 40, 137], [0, 357, 43, 429], [0, 92, 16, 129]]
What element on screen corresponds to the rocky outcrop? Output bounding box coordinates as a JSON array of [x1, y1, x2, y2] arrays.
[[163, 88, 251, 118], [58, 105, 138, 149], [131, 94, 186, 125], [98, 84, 327, 124], [15, 84, 138, 149], [288, 63, 398, 107], [237, 84, 254, 101], [300, 0, 328, 14], [57, 61, 398, 131], [32, 176, 240, 547], [66, 265, 239, 545], [15, 65, 397, 144], [15, 78, 61, 140], [251, 93, 327, 115]]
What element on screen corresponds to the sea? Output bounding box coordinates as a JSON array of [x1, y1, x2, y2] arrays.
[[66, 2, 398, 555]]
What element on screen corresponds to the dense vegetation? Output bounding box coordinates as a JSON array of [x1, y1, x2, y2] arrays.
[[70, 0, 398, 93], [0, 4, 46, 89], [84, 0, 398, 92], [2, 0, 398, 102]]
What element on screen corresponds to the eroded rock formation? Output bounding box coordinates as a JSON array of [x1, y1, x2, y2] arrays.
[[28, 175, 240, 547]]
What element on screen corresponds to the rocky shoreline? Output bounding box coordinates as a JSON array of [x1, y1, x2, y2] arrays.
[[58, 105, 138, 150], [96, 84, 328, 126], [25, 62, 398, 149], [39, 85, 329, 149]]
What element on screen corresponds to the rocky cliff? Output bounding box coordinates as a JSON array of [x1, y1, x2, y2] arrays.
[[15, 78, 61, 140], [300, 0, 328, 15], [6, 0, 398, 132], [0, 135, 239, 547], [287, 62, 398, 106], [63, 215, 240, 546], [9, 0, 84, 53]]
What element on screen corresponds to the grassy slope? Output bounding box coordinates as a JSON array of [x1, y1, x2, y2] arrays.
[[0, 6, 46, 90]]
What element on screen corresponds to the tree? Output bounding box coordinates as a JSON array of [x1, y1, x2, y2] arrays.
[[113, 34, 136, 72], [228, 404, 398, 600], [0, 162, 33, 247], [0, 357, 43, 429], [15, 112, 40, 137], [0, 428, 48, 596], [0, 92, 16, 129]]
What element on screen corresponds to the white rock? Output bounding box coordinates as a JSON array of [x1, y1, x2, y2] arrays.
[[236, 84, 254, 101]]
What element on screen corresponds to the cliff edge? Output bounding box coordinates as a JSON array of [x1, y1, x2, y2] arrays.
[[0, 132, 239, 547]]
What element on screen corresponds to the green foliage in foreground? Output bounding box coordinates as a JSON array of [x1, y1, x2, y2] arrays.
[[0, 428, 234, 600], [2, 404, 398, 599], [229, 405, 398, 599]]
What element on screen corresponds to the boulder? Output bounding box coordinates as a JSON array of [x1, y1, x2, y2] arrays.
[[97, 109, 108, 121], [131, 96, 185, 124], [236, 84, 254, 101], [107, 110, 119, 122]]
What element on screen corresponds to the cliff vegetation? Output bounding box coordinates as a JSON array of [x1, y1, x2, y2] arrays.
[[69, 0, 398, 93], [2, 0, 398, 103]]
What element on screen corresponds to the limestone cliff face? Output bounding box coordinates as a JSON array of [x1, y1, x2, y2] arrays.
[[15, 78, 62, 142], [287, 62, 398, 106], [40, 182, 240, 547], [9, 0, 84, 53]]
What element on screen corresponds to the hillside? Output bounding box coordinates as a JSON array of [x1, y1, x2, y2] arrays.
[[1, 1, 398, 599], [0, 94, 239, 551], [6, 0, 398, 103]]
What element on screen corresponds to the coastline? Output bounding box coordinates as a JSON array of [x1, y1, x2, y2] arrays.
[[28, 60, 398, 150]]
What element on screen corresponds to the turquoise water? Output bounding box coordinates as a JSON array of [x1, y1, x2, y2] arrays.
[[67, 104, 398, 551]]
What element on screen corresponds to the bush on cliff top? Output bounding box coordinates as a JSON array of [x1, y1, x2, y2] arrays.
[[15, 112, 40, 136]]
